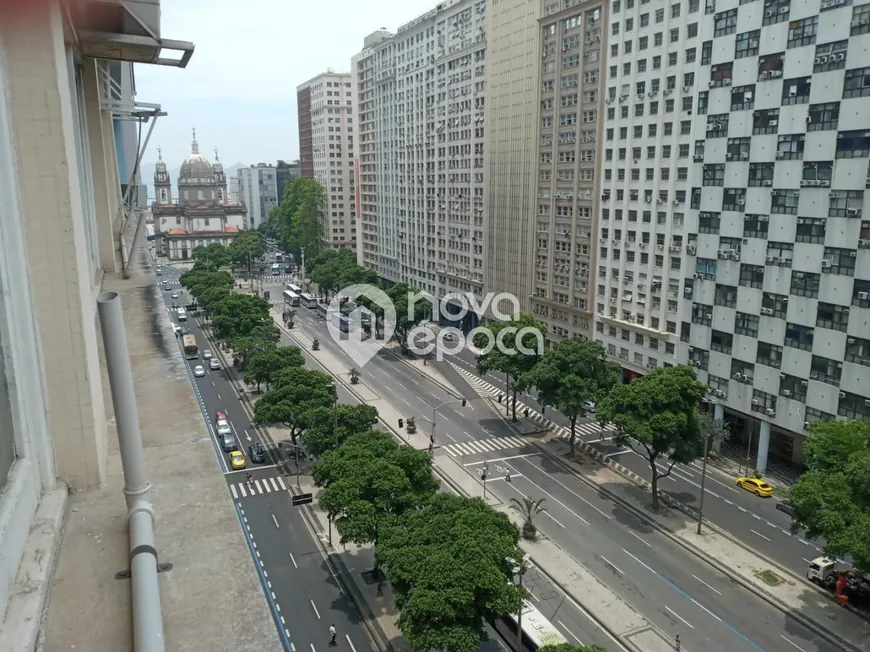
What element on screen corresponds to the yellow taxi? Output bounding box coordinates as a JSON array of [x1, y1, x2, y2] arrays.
[[736, 476, 773, 497], [230, 450, 246, 470]]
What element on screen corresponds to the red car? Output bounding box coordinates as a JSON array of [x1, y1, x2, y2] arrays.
[[216, 410, 228, 423]]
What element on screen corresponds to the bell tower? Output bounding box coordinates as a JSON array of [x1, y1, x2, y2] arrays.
[[154, 147, 172, 205], [213, 148, 227, 204]]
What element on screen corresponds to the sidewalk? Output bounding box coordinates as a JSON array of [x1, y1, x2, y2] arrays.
[[406, 358, 870, 652], [278, 316, 677, 652]]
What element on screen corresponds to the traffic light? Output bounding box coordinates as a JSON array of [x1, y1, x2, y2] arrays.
[[398, 418, 404, 429], [461, 398, 467, 407]]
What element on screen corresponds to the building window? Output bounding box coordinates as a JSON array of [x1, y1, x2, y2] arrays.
[[828, 190, 863, 217], [730, 85, 755, 111], [816, 302, 850, 333], [851, 4, 870, 35], [762, 292, 788, 319], [787, 16, 818, 49], [839, 392, 870, 420], [776, 134, 806, 160], [710, 330, 734, 354], [691, 303, 713, 326], [743, 214, 770, 239], [710, 63, 733, 88], [836, 130, 870, 159], [814, 41, 849, 73], [699, 211, 721, 233], [735, 30, 760, 59], [795, 217, 826, 244], [701, 40, 712, 65], [731, 358, 755, 383], [790, 271, 820, 298], [739, 264, 764, 289], [756, 342, 783, 369], [714, 8, 738, 36], [845, 336, 870, 367], [779, 374, 807, 403], [843, 67, 870, 99], [762, 0, 790, 26], [822, 247, 856, 276], [802, 161, 833, 186], [753, 108, 779, 135], [782, 77, 811, 105], [751, 389, 778, 415], [723, 189, 746, 212], [706, 113, 729, 138], [785, 322, 815, 350], [735, 312, 759, 337], [702, 164, 725, 186], [771, 190, 799, 215], [810, 355, 842, 386], [748, 163, 774, 187]]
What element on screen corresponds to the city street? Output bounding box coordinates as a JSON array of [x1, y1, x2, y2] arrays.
[[157, 267, 375, 652], [273, 284, 850, 652]]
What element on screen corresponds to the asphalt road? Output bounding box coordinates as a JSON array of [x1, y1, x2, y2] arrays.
[[273, 288, 848, 652], [157, 267, 375, 652], [442, 350, 835, 575]]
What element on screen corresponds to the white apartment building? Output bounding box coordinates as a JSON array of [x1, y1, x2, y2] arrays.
[[595, 0, 703, 382], [529, 0, 606, 342], [237, 163, 278, 229], [297, 72, 357, 249], [679, 0, 870, 472], [352, 0, 488, 331]]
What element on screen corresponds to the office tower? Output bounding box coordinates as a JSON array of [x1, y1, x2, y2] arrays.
[[526, 0, 606, 340], [297, 71, 357, 249], [595, 0, 702, 379], [679, 0, 870, 472], [276, 159, 302, 202], [237, 164, 279, 229], [351, 0, 487, 330]]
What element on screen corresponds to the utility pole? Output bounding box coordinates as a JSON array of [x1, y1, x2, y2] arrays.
[[300, 247, 306, 285], [506, 555, 530, 652], [481, 461, 489, 501], [696, 428, 711, 534]]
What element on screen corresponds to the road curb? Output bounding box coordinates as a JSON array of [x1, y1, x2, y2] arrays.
[[533, 442, 867, 652], [289, 486, 397, 652]]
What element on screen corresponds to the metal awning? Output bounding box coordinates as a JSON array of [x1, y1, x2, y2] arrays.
[[63, 0, 194, 68]]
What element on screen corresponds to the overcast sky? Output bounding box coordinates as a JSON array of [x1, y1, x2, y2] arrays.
[[135, 0, 436, 167]]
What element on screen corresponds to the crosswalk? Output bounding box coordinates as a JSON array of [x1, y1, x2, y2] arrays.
[[259, 274, 297, 281], [440, 435, 529, 457], [229, 474, 288, 499], [159, 279, 182, 286], [449, 363, 616, 442]]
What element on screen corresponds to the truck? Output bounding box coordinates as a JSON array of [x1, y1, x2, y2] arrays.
[[807, 557, 870, 609]]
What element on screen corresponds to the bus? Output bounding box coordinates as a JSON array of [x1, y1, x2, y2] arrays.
[[271, 263, 281, 276], [275, 252, 283, 263], [497, 600, 567, 652], [176, 307, 187, 322], [283, 290, 301, 307], [286, 283, 303, 294], [182, 334, 199, 360], [300, 293, 318, 309]]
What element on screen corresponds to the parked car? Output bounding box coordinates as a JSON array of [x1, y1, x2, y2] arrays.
[[248, 442, 267, 464], [193, 365, 205, 378], [216, 420, 232, 437], [736, 476, 773, 497], [775, 499, 794, 515]]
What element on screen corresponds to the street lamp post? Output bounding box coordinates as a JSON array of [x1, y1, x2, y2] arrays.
[[506, 554, 530, 652], [696, 427, 711, 534], [430, 398, 467, 446], [481, 461, 489, 500]]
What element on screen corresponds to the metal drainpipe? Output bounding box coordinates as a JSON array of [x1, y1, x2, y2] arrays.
[[97, 292, 166, 652]]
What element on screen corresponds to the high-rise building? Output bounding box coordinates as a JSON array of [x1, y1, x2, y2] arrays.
[[594, 0, 700, 380], [237, 163, 279, 229], [276, 159, 302, 202], [351, 0, 488, 329], [297, 71, 357, 250], [526, 0, 606, 341], [678, 0, 870, 472]]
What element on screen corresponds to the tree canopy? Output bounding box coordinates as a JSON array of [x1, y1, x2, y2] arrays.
[[312, 431, 439, 548], [376, 493, 524, 652], [264, 177, 325, 259], [474, 314, 545, 422], [521, 338, 618, 456], [302, 404, 380, 457], [210, 293, 272, 341], [308, 248, 381, 301], [387, 283, 432, 353], [596, 365, 707, 510], [227, 229, 265, 272], [244, 346, 305, 391], [253, 367, 336, 443], [191, 242, 232, 270], [788, 419, 870, 573]]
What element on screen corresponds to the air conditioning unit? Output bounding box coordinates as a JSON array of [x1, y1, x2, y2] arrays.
[[846, 208, 862, 217], [857, 291, 869, 300], [715, 390, 727, 399], [759, 71, 770, 80], [765, 408, 776, 416], [760, 307, 774, 315], [752, 398, 760, 406], [821, 259, 832, 268], [740, 152, 750, 160], [848, 337, 855, 344], [736, 198, 746, 205], [776, 151, 786, 159], [682, 85, 691, 93], [734, 373, 743, 381], [839, 391, 846, 399], [782, 390, 792, 397], [762, 180, 772, 186]]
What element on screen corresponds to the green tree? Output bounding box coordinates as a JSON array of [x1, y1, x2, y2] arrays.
[[211, 294, 272, 341], [540, 644, 609, 652], [191, 242, 232, 270], [596, 366, 707, 511], [228, 230, 266, 274], [312, 431, 438, 550], [253, 367, 336, 444], [386, 284, 432, 354], [520, 338, 618, 457], [229, 324, 280, 371], [198, 285, 232, 320], [244, 346, 305, 392], [787, 419, 870, 573], [179, 269, 234, 299], [269, 177, 326, 259], [302, 404, 380, 456], [376, 493, 523, 652], [473, 314, 546, 422]]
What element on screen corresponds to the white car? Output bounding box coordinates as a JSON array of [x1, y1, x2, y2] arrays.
[[193, 365, 205, 377], [582, 400, 596, 413], [172, 324, 181, 336], [216, 420, 232, 436], [209, 358, 220, 370], [203, 350, 212, 360], [171, 292, 179, 299]]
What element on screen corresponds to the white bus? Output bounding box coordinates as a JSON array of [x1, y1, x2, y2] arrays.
[[498, 600, 567, 652], [176, 307, 187, 322], [286, 283, 303, 294], [283, 290, 301, 307], [271, 263, 281, 276], [300, 293, 318, 309]]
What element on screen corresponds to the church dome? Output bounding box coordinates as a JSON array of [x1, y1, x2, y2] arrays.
[[180, 153, 214, 179]]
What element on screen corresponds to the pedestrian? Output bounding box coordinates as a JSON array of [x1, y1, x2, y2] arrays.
[[675, 634, 681, 651], [505, 469, 512, 483], [377, 579, 383, 597], [329, 624, 337, 646]]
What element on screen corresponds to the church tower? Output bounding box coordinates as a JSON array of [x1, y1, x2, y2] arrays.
[[154, 148, 172, 205], [213, 148, 227, 204]]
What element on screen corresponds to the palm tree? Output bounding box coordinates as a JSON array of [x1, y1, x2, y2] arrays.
[[510, 496, 547, 539]]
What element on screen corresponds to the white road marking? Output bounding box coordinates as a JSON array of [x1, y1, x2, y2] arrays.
[[691, 574, 722, 595], [629, 531, 651, 547], [345, 635, 357, 652], [272, 514, 279, 528], [558, 620, 583, 644], [254, 479, 263, 493], [311, 600, 321, 619], [271, 477, 280, 491], [750, 529, 771, 542], [230, 484, 238, 499], [622, 548, 657, 576], [544, 511, 566, 528], [464, 431, 472, 437], [600, 556, 624, 575], [506, 465, 590, 525], [780, 635, 809, 652], [311, 645, 317, 652], [523, 460, 613, 520], [289, 552, 298, 568], [401, 398, 410, 405], [212, 381, 216, 386], [691, 597, 722, 622], [463, 453, 540, 466], [217, 393, 221, 400], [666, 605, 694, 629], [239, 484, 247, 497], [290, 643, 295, 652]]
